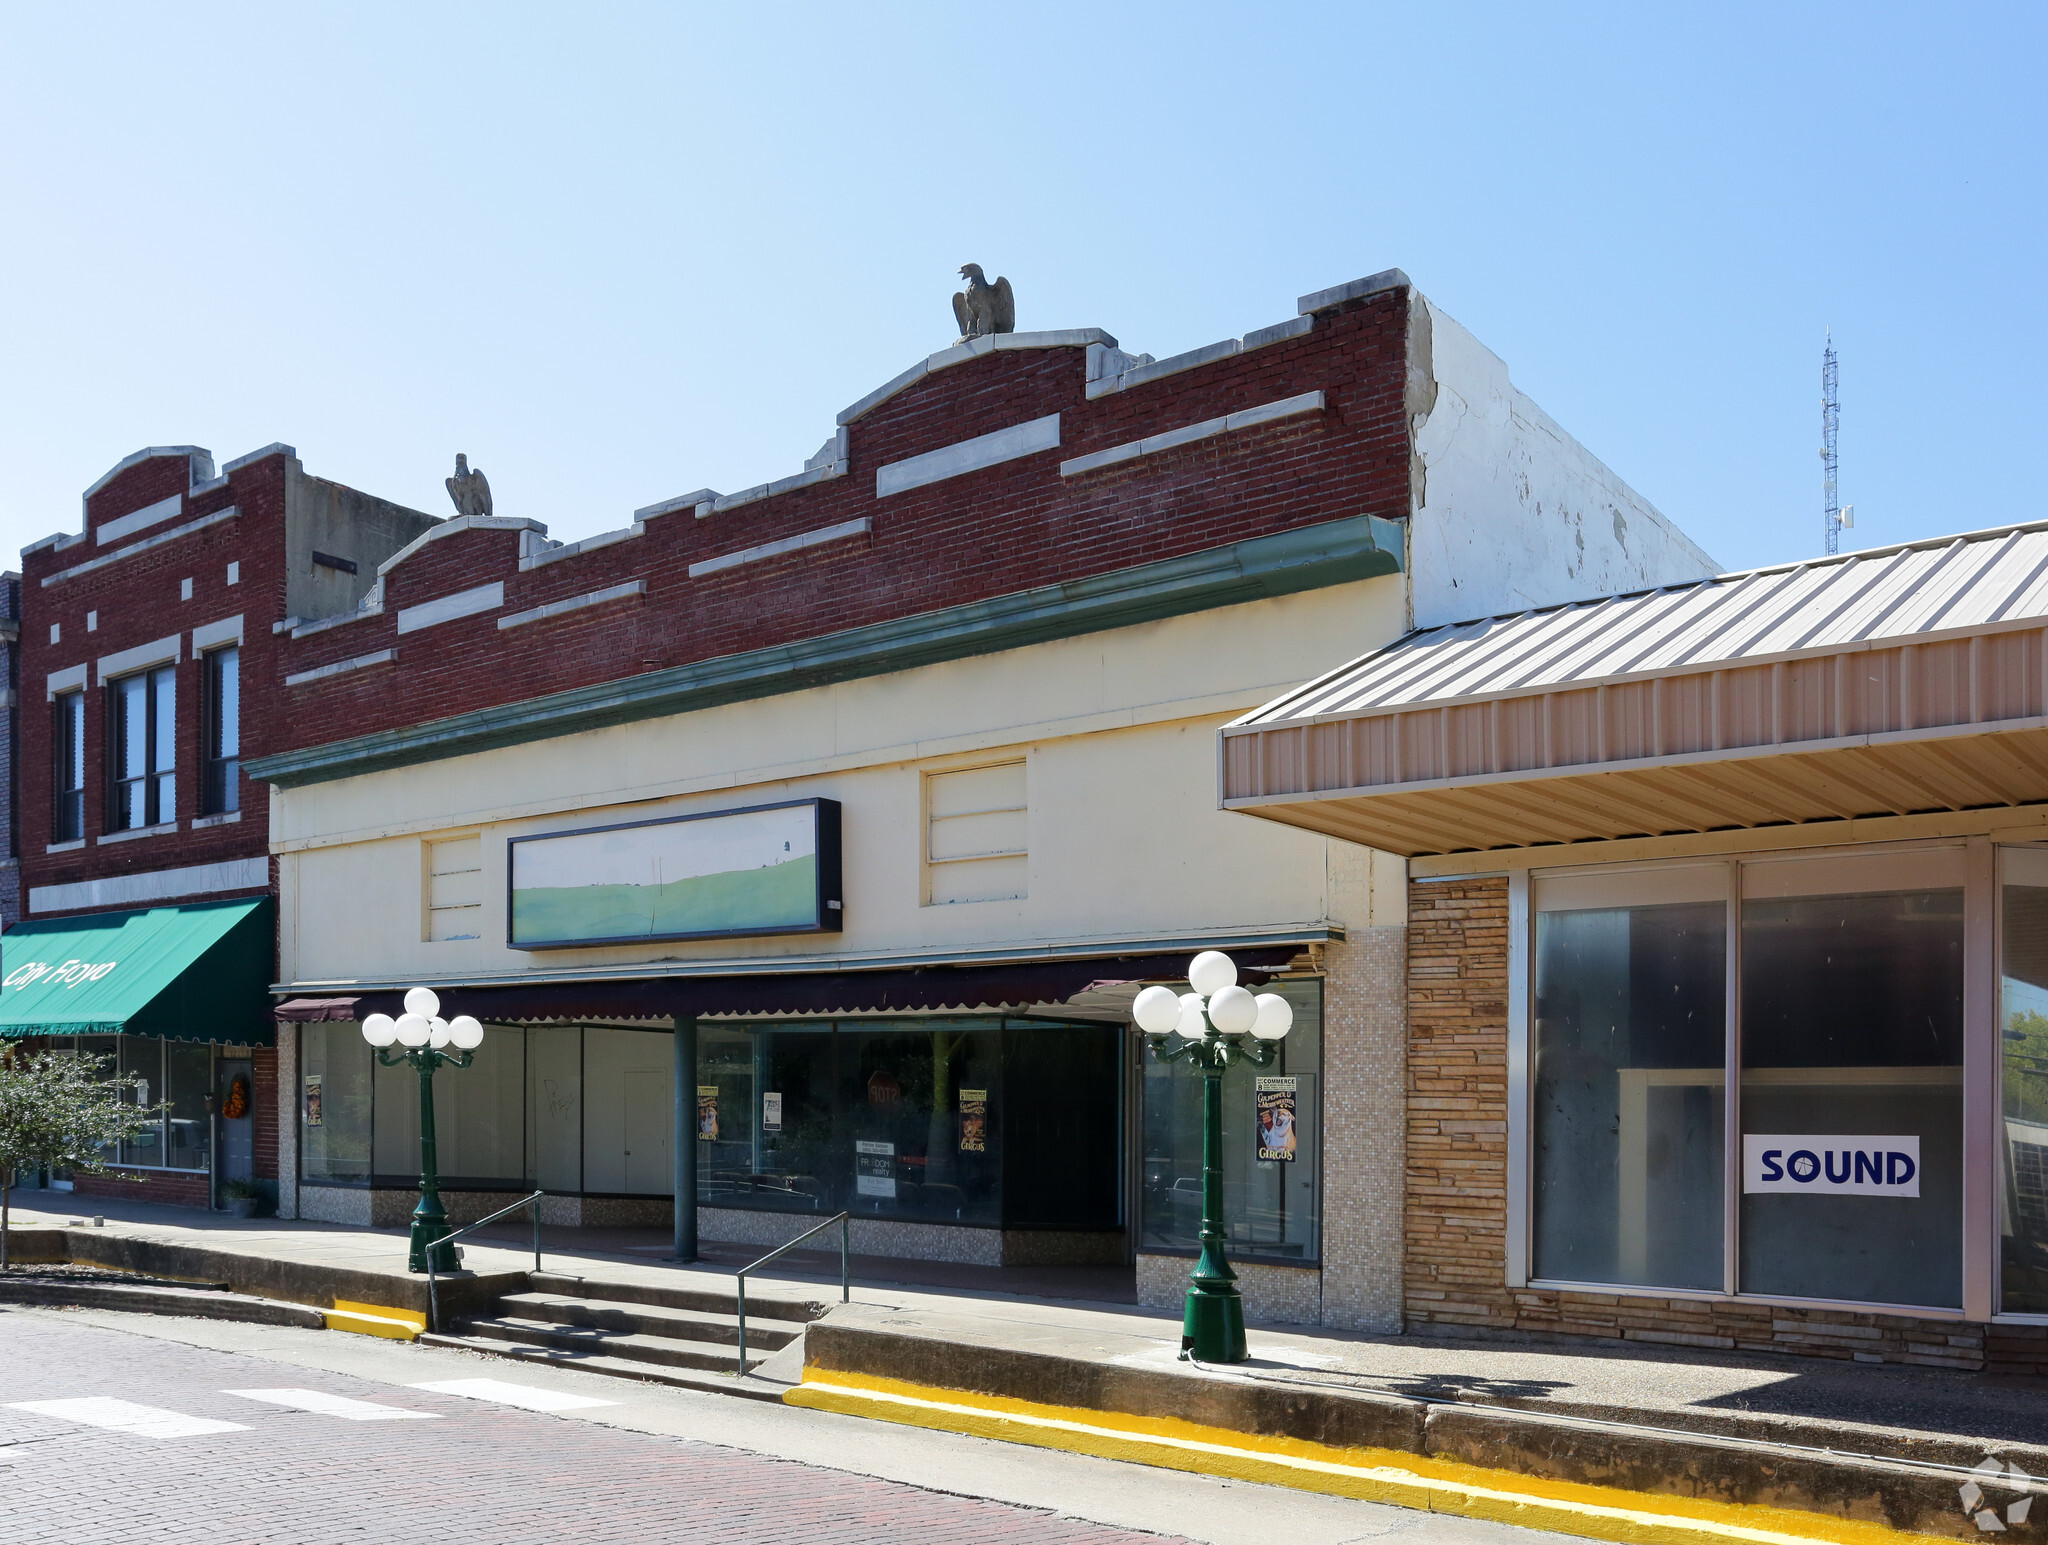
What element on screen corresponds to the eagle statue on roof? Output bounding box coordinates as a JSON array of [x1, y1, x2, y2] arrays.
[[445, 453, 492, 519], [952, 264, 1015, 341]]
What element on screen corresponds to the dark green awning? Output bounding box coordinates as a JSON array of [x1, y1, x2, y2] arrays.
[[0, 898, 273, 1046]]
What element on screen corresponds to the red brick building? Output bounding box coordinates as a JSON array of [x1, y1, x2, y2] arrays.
[[3, 444, 434, 1210]]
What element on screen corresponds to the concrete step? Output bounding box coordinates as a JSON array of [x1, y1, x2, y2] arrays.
[[418, 1331, 787, 1403], [496, 1291, 800, 1350], [452, 1313, 770, 1375], [529, 1270, 822, 1324], [0, 1276, 326, 1329]]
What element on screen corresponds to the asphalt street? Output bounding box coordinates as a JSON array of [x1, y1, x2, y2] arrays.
[[0, 1305, 1578, 1545]]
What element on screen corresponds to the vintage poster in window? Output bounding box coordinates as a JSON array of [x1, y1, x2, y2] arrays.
[[958, 1089, 987, 1153], [1255, 1077, 1297, 1162], [303, 1074, 323, 1128], [855, 1139, 896, 1198], [697, 1085, 719, 1143], [762, 1092, 783, 1133]]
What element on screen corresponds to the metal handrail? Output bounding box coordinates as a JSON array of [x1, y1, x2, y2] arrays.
[[424, 1190, 545, 1336], [735, 1211, 849, 1373]]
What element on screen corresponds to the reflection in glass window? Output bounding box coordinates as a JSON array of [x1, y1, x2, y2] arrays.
[[2001, 854, 2048, 1314], [300, 1023, 372, 1183], [165, 1042, 213, 1171], [1532, 900, 1725, 1290], [1141, 980, 1322, 1262], [118, 1037, 164, 1167], [1740, 887, 1964, 1308]]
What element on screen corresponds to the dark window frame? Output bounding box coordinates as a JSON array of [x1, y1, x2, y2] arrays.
[[106, 663, 176, 832], [51, 690, 85, 842], [201, 645, 239, 816]]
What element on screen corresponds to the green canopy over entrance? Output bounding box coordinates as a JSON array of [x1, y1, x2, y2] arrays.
[[0, 898, 273, 1046]]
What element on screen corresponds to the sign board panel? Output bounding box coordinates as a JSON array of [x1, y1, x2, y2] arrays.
[[509, 798, 841, 949], [1742, 1135, 1920, 1197], [855, 1139, 895, 1198], [1255, 1077, 1298, 1162]]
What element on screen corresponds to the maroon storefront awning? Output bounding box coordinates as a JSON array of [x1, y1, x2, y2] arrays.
[[273, 947, 1301, 1025]]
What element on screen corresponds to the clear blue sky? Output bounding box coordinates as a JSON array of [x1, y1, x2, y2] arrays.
[[2, 4, 2040, 579]]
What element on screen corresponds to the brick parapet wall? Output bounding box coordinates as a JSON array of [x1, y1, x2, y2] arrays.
[[271, 294, 1415, 751], [1402, 876, 2027, 1373]]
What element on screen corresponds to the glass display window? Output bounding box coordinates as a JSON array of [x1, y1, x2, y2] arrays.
[[1140, 978, 1321, 1262], [1531, 865, 1727, 1292], [300, 1022, 372, 1183], [2001, 848, 2048, 1315]]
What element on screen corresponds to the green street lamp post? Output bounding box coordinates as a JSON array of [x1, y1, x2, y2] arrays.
[[361, 989, 485, 1274], [1132, 951, 1293, 1364]]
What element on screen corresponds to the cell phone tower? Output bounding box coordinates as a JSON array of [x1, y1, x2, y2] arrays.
[[1821, 332, 1845, 555]]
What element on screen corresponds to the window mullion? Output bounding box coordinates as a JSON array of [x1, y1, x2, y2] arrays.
[[1724, 859, 1742, 1298]]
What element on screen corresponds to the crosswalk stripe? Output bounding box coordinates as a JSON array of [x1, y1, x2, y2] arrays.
[[224, 1388, 439, 1421], [6, 1397, 247, 1438], [406, 1378, 616, 1412]]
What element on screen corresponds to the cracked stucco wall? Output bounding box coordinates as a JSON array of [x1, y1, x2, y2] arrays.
[[1405, 296, 1720, 631]]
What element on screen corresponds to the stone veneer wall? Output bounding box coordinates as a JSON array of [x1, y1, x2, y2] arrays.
[[1135, 1255, 1323, 1326], [1320, 924, 1407, 1332], [275, 1027, 298, 1219], [1403, 876, 2039, 1373]]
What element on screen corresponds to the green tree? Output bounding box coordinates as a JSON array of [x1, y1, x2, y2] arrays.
[[0, 1048, 164, 1270]]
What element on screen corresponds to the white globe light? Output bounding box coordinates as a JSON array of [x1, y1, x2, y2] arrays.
[[394, 1012, 432, 1048], [1132, 986, 1182, 1036], [361, 1013, 398, 1048], [448, 1015, 484, 1050], [1208, 984, 1258, 1035], [428, 1016, 452, 1049], [1252, 992, 1294, 1041], [404, 987, 442, 1020], [1187, 951, 1237, 997], [1174, 992, 1207, 1040]]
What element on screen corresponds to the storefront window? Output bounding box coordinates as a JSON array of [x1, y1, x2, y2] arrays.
[[1140, 979, 1321, 1262], [1532, 869, 1725, 1291], [165, 1042, 213, 1171], [119, 1036, 164, 1167], [583, 1027, 674, 1195], [1739, 852, 1965, 1309], [439, 1029, 525, 1184], [525, 1025, 583, 1192], [2000, 850, 2048, 1315], [300, 1022, 372, 1183]]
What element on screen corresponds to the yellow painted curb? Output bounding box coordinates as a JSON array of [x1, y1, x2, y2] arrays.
[[325, 1300, 425, 1341], [787, 1369, 1949, 1545]]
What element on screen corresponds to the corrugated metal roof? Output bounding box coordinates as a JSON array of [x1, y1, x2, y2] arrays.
[[1237, 520, 2048, 726]]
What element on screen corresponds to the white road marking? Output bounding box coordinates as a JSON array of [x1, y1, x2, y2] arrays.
[[5, 1397, 247, 1438], [224, 1388, 439, 1421], [407, 1378, 616, 1412]]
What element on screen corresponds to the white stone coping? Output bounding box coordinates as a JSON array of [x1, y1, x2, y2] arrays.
[[689, 517, 870, 579], [31, 856, 268, 915], [40, 507, 239, 587], [696, 459, 848, 519], [289, 603, 383, 640], [396, 581, 505, 634], [375, 515, 547, 578], [877, 413, 1060, 499], [1296, 267, 1410, 316], [836, 328, 1114, 427], [96, 632, 183, 685], [1060, 390, 1327, 478], [96, 492, 185, 547], [44, 663, 87, 700], [1083, 316, 1313, 401], [191, 613, 244, 652], [285, 648, 397, 688], [520, 523, 645, 570], [222, 441, 297, 474], [633, 488, 719, 522], [498, 579, 647, 629], [79, 444, 215, 510]]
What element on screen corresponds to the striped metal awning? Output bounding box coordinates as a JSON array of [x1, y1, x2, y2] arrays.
[[1221, 521, 2048, 856]]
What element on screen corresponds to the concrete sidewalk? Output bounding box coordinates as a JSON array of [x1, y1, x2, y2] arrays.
[[7, 1193, 2045, 1464]]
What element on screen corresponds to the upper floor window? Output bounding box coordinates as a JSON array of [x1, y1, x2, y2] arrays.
[[925, 761, 1028, 905], [108, 665, 175, 831], [51, 691, 85, 842], [202, 646, 240, 815]]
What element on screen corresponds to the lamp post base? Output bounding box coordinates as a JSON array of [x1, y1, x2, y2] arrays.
[[1181, 1279, 1248, 1363], [408, 1205, 456, 1274]]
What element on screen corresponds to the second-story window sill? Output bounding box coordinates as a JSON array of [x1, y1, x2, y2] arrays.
[[191, 811, 243, 829], [45, 839, 85, 854], [97, 821, 180, 846]]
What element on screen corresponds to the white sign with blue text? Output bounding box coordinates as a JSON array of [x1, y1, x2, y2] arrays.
[[1742, 1135, 1920, 1198]]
